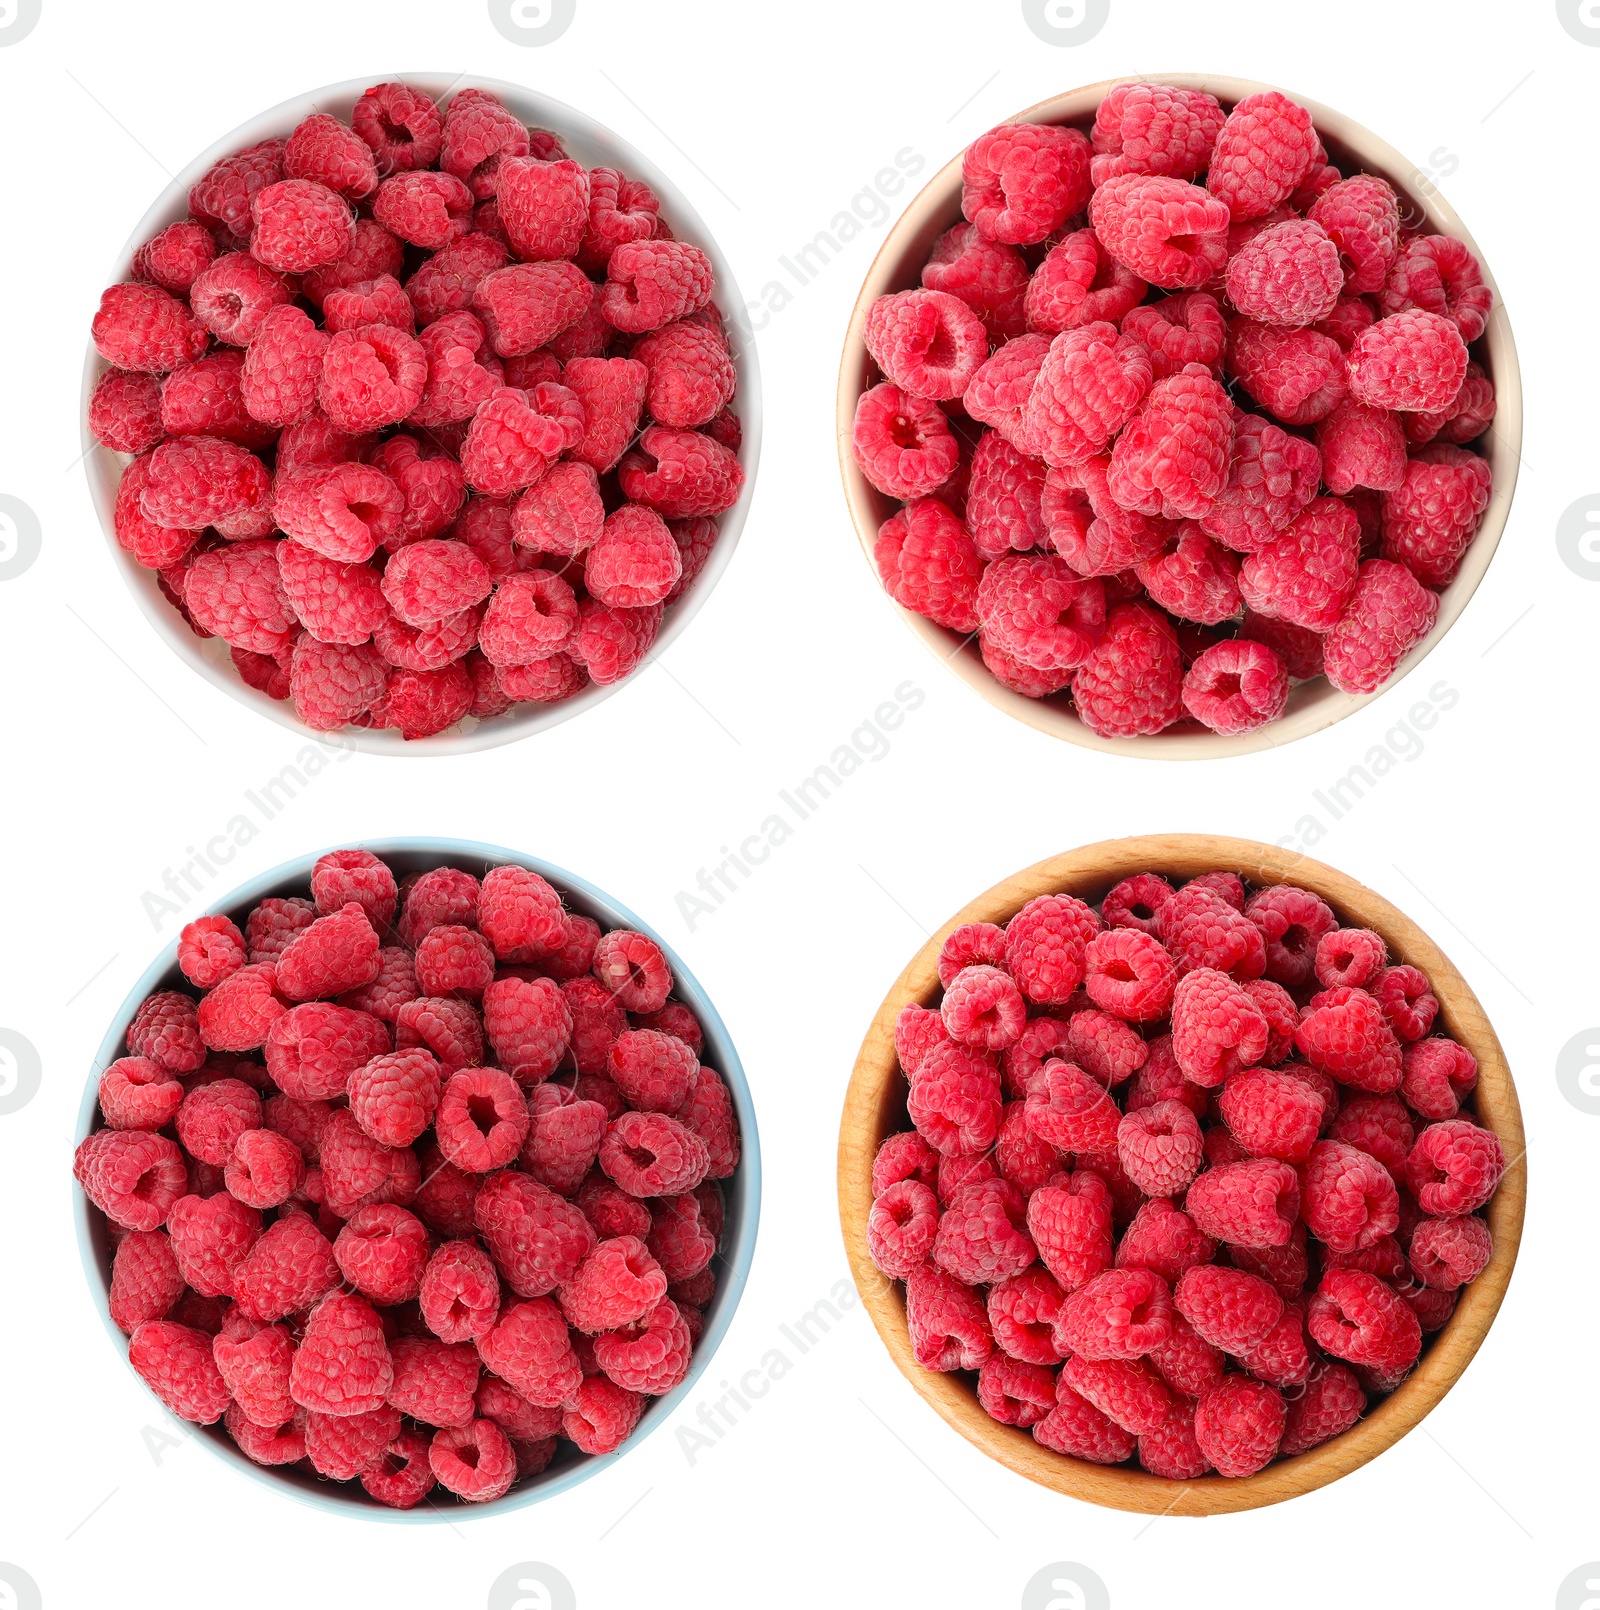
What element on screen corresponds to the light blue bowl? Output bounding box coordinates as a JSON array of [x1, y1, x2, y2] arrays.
[[76, 837, 761, 1521]]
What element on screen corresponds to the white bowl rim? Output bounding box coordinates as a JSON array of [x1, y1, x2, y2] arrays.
[[81, 71, 763, 756], [75, 835, 762, 1522]]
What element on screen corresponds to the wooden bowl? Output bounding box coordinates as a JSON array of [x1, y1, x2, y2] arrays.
[[835, 76, 1522, 760], [837, 834, 1525, 1515]]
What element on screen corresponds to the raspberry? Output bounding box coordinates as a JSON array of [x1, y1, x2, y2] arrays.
[[926, 1177, 1032, 1285], [578, 1171, 653, 1239], [1368, 965, 1437, 1045], [962, 334, 1049, 451], [1088, 173, 1230, 289], [1173, 1263, 1282, 1353], [1227, 319, 1347, 425], [600, 1110, 709, 1196], [1025, 1172, 1113, 1292], [174, 1078, 262, 1167], [575, 164, 660, 269], [507, 466, 603, 562], [985, 1268, 1066, 1365], [129, 1320, 232, 1423], [1021, 1059, 1115, 1155], [1185, 1158, 1299, 1250], [92, 282, 209, 374], [867, 1179, 940, 1279], [1347, 309, 1468, 416], [1377, 234, 1493, 344], [1178, 638, 1284, 734], [631, 318, 736, 428], [917, 228, 1026, 350], [1105, 364, 1233, 520], [264, 1002, 389, 1101], [140, 436, 271, 540], [961, 122, 1090, 246], [558, 1235, 668, 1336], [592, 1296, 693, 1395], [873, 1129, 941, 1197], [284, 110, 379, 199], [477, 1298, 582, 1407], [422, 1418, 517, 1502], [158, 352, 272, 451], [1241, 884, 1335, 990], [562, 1375, 646, 1454], [1079, 929, 1173, 1023], [1002, 895, 1098, 1006], [1243, 1306, 1316, 1387], [375, 539, 490, 628], [1055, 1266, 1173, 1360], [213, 1320, 295, 1428], [196, 963, 288, 1053], [1401, 1038, 1477, 1122], [585, 505, 682, 609], [1034, 1381, 1137, 1463], [277, 462, 404, 563], [222, 1128, 304, 1209], [306, 1405, 401, 1480], [189, 136, 285, 232], [1073, 601, 1185, 737], [591, 928, 671, 1012], [936, 925, 1009, 992], [323, 274, 415, 337], [602, 239, 713, 332], [1301, 1139, 1400, 1252], [164, 1190, 259, 1297], [347, 1048, 442, 1148], [1138, 1400, 1209, 1477], [602, 1029, 692, 1115], [230, 1212, 340, 1321], [1217, 1068, 1322, 1164], [133, 219, 216, 294], [1279, 1360, 1366, 1456], [1407, 1120, 1504, 1216], [618, 425, 744, 519], [864, 289, 988, 401], [1118, 295, 1223, 386], [1090, 83, 1225, 183], [1224, 218, 1343, 328], [473, 262, 592, 357], [376, 1336, 480, 1431], [975, 1355, 1056, 1428], [1308, 1267, 1422, 1374], [560, 356, 647, 473], [227, 1404, 308, 1468], [275, 903, 382, 1003], [316, 324, 427, 435], [1062, 1353, 1173, 1436], [249, 178, 354, 273], [1136, 524, 1241, 626], [1328, 1093, 1414, 1182], [1297, 986, 1403, 1093], [373, 608, 480, 675], [231, 307, 324, 430], [874, 498, 983, 633], [1410, 1212, 1492, 1290], [906, 1263, 994, 1371], [476, 976, 567, 1084], [190, 252, 294, 348], [1200, 410, 1321, 554], [1168, 968, 1268, 1088], [89, 368, 165, 455], [374, 170, 474, 249], [1146, 1309, 1226, 1397], [284, 1289, 393, 1414], [109, 1230, 184, 1333], [432, 1067, 528, 1173], [1379, 444, 1492, 586], [1025, 322, 1154, 468], [1193, 1375, 1285, 1476], [967, 431, 1050, 560], [419, 1240, 501, 1343], [1116, 1196, 1215, 1285], [850, 383, 959, 499]]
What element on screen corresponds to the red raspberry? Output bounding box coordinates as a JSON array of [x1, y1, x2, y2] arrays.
[[1237, 492, 1361, 633], [175, 1079, 263, 1168], [133, 219, 217, 294], [618, 425, 744, 519], [477, 1298, 582, 1407], [174, 916, 245, 993], [1139, 1400, 1210, 1477], [1173, 1263, 1282, 1352], [1347, 310, 1467, 415], [1003, 894, 1098, 1005], [1200, 410, 1321, 554], [1227, 319, 1347, 425], [1280, 1360, 1366, 1455], [264, 1002, 389, 1101], [1110, 1101, 1199, 1198], [1055, 1266, 1173, 1360], [382, 1336, 480, 1430], [868, 1179, 940, 1279], [484, 152, 584, 258], [372, 170, 473, 249], [1410, 1213, 1492, 1290], [578, 164, 660, 269], [109, 1230, 184, 1333], [1062, 1353, 1173, 1435], [1317, 401, 1410, 508], [578, 1171, 653, 1239], [1090, 83, 1225, 183], [961, 122, 1090, 246], [373, 607, 481, 674], [1224, 219, 1343, 327], [1073, 601, 1185, 738], [424, 1419, 516, 1502], [1146, 1309, 1226, 1397], [397, 867, 480, 949], [1301, 1139, 1400, 1251], [275, 903, 381, 1002], [305, 849, 394, 929], [227, 1212, 337, 1321], [305, 1405, 401, 1480], [509, 466, 604, 561], [850, 382, 959, 500], [323, 273, 414, 336], [1184, 1157, 1299, 1249], [1377, 233, 1493, 343], [1328, 1093, 1414, 1182], [129, 1320, 232, 1423], [347, 1048, 442, 1147], [189, 137, 285, 233], [934, 965, 1022, 1051], [874, 1130, 941, 1196], [141, 436, 272, 538], [288, 1289, 393, 1414], [603, 1028, 693, 1114], [1193, 1375, 1285, 1476], [931, 1178, 1035, 1285], [165, 1190, 260, 1295], [196, 963, 288, 1053], [276, 542, 385, 646], [223, 1128, 305, 1209], [977, 1356, 1057, 1428], [1180, 638, 1286, 734], [476, 1374, 563, 1442], [249, 178, 354, 273], [473, 262, 592, 356], [1306, 174, 1401, 293], [381, 650, 466, 730], [937, 924, 1009, 990], [562, 1375, 645, 1454], [1121, 293, 1226, 383], [586, 505, 683, 609], [986, 1268, 1066, 1364], [459, 386, 566, 496], [1321, 559, 1439, 694], [1241, 885, 1336, 991], [435, 1068, 530, 1172], [405, 311, 502, 426], [416, 1239, 500, 1343], [967, 430, 1049, 559], [906, 1263, 993, 1371], [562, 976, 628, 1077], [378, 539, 491, 627], [1025, 322, 1153, 468], [479, 975, 569, 1083], [602, 239, 714, 332], [1380, 443, 1492, 586], [227, 1404, 308, 1468], [1169, 968, 1269, 1088], [962, 333, 1049, 449], [190, 252, 294, 347], [1024, 1172, 1113, 1292], [1066, 1013, 1146, 1089], [1115, 1196, 1215, 1285], [213, 1319, 295, 1428], [1401, 1039, 1477, 1122], [1206, 91, 1317, 219], [1407, 1120, 1504, 1215], [277, 462, 405, 562], [600, 1110, 709, 1197], [918, 228, 1028, 353], [1217, 1068, 1322, 1163], [562, 356, 648, 473], [235, 305, 326, 428], [1106, 365, 1233, 519], [373, 439, 470, 542], [1088, 173, 1230, 289], [89, 369, 166, 454], [1024, 1059, 1118, 1154], [1297, 986, 1403, 1093], [1308, 1267, 1422, 1374], [1369, 965, 1438, 1045], [330, 1203, 428, 1305], [631, 318, 735, 429], [319, 324, 427, 434], [974, 555, 1103, 673], [159, 351, 274, 449], [874, 498, 982, 633], [284, 111, 379, 199], [179, 540, 294, 654], [439, 94, 532, 202], [864, 289, 988, 401], [1034, 1381, 1136, 1464], [1314, 928, 1385, 992], [592, 1297, 692, 1395], [1136, 524, 1242, 625], [559, 1235, 669, 1336], [591, 928, 671, 1012], [92, 282, 209, 374]]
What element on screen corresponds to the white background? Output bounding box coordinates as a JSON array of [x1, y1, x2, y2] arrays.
[[0, 1, 1593, 1605]]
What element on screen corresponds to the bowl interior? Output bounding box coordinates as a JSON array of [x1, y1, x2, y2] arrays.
[[837, 834, 1524, 1515], [836, 74, 1522, 759], [83, 74, 762, 756], [79, 837, 761, 1521]]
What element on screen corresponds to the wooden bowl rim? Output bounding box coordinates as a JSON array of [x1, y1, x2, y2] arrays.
[[835, 74, 1524, 761], [836, 833, 1526, 1516]]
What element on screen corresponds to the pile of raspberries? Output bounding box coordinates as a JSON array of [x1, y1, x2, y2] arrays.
[[851, 85, 1496, 738], [866, 867, 1504, 1479], [88, 81, 743, 740], [74, 848, 740, 1507]]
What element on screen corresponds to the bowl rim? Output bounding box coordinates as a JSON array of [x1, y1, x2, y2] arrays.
[[82, 71, 763, 756], [836, 832, 1525, 1516], [835, 73, 1523, 760], [77, 835, 762, 1522]]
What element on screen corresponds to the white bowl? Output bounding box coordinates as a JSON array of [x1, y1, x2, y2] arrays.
[[82, 74, 762, 755]]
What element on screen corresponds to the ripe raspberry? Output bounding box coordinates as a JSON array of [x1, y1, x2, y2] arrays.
[[1377, 233, 1494, 343], [1115, 1196, 1215, 1285], [89, 368, 166, 455], [600, 1110, 709, 1197], [422, 1418, 516, 1502], [1025, 322, 1154, 468], [967, 430, 1050, 559], [592, 1297, 693, 1395], [1055, 1266, 1173, 1360], [1091, 83, 1225, 184], [330, 1204, 429, 1306], [550, 355, 641, 475], [1367, 965, 1437, 1046], [1307, 174, 1401, 293], [1081, 927, 1175, 1023], [189, 137, 285, 233], [1379, 443, 1491, 586], [233, 306, 325, 429], [381, 653, 476, 735], [1224, 219, 1343, 327], [92, 282, 209, 374], [372, 607, 481, 675], [227, 1404, 308, 1468], [1347, 310, 1468, 416], [1217, 1068, 1322, 1164], [632, 317, 736, 428], [1239, 885, 1335, 991], [1185, 1157, 1299, 1250], [1002, 896, 1098, 1007], [287, 1289, 393, 1414], [226, 1211, 339, 1322], [318, 323, 427, 435], [190, 252, 294, 347], [477, 1297, 582, 1407], [249, 178, 354, 273], [986, 1268, 1066, 1364], [1407, 1120, 1504, 1216], [1296, 986, 1403, 1093], [140, 436, 272, 539], [1301, 1139, 1400, 1252], [591, 928, 671, 1012], [1062, 1353, 1173, 1436], [874, 1129, 940, 1197], [1088, 173, 1229, 289], [874, 498, 983, 633], [976, 1355, 1057, 1428], [162, 1189, 259, 1296], [962, 121, 1090, 246], [435, 1067, 530, 1172], [1023, 1059, 1117, 1154], [507, 466, 603, 563], [1401, 1038, 1477, 1122], [868, 1179, 940, 1278], [578, 1171, 652, 1239], [617, 425, 744, 519], [159, 351, 274, 450], [418, 1239, 500, 1343], [1024, 1172, 1113, 1292], [371, 169, 472, 250], [323, 273, 415, 337], [472, 262, 592, 357], [601, 1029, 692, 1115], [865, 289, 988, 402], [929, 1177, 1034, 1285], [1173, 1263, 1282, 1353], [1114, 1101, 1202, 1198], [109, 1229, 184, 1333], [1034, 1381, 1136, 1463], [197, 964, 288, 1053], [1169, 968, 1268, 1088], [478, 975, 569, 1083], [1328, 1093, 1414, 1182], [1205, 90, 1316, 219], [223, 1128, 305, 1210], [397, 866, 479, 949], [916, 222, 1027, 343], [1105, 365, 1233, 520], [275, 903, 382, 1003], [937, 924, 1010, 990], [1146, 1309, 1226, 1397], [277, 462, 406, 563], [133, 219, 216, 294], [1226, 319, 1347, 426], [306, 1405, 401, 1480], [1278, 1360, 1366, 1456], [378, 1336, 479, 1431], [376, 539, 491, 628], [559, 1235, 668, 1335], [1193, 1375, 1285, 1476], [178, 541, 293, 654], [175, 1079, 264, 1167], [962, 332, 1050, 448], [585, 505, 683, 610], [212, 1318, 295, 1428], [1134, 524, 1240, 626], [561, 1375, 646, 1454], [1072, 601, 1185, 737], [851, 382, 959, 499], [577, 163, 660, 270], [1410, 1213, 1492, 1290], [1138, 1400, 1210, 1477], [283, 110, 379, 199], [1199, 411, 1320, 555], [1178, 638, 1285, 734], [129, 1320, 232, 1423], [906, 1263, 993, 1371], [264, 1002, 389, 1101], [346, 1048, 442, 1148], [1308, 1267, 1422, 1374], [602, 239, 713, 332]]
